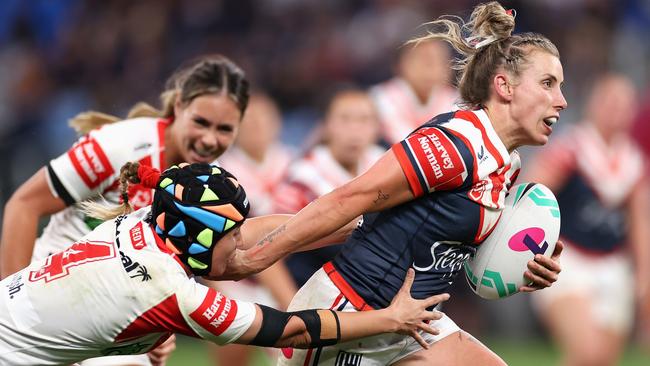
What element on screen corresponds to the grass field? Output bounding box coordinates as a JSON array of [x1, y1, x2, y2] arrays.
[[168, 335, 650, 366]]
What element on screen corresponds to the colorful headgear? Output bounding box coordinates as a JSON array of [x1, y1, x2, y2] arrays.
[[141, 162, 249, 276]]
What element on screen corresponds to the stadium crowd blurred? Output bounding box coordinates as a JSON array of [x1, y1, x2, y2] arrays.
[[1, 0, 650, 363]]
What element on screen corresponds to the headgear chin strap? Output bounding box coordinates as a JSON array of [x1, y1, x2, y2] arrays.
[[146, 163, 249, 276]]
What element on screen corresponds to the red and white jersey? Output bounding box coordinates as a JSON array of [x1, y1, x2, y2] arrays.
[[218, 144, 293, 217], [273, 144, 385, 213], [0, 208, 255, 365], [37, 117, 170, 260], [369, 77, 458, 144]]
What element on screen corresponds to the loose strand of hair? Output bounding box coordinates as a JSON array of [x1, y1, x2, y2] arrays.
[[68, 111, 121, 135], [78, 162, 142, 221]]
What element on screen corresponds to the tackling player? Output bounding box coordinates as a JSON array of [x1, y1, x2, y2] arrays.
[[0, 162, 449, 365], [0, 54, 249, 365]]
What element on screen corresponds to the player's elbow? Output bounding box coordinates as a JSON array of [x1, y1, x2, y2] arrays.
[[275, 322, 312, 349]]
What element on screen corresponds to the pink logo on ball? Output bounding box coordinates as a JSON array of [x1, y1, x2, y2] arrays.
[[508, 227, 546, 252]]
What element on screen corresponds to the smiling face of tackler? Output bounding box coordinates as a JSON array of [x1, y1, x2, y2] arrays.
[[149, 163, 250, 276]]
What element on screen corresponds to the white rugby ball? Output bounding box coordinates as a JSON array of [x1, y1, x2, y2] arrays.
[[464, 183, 560, 300]]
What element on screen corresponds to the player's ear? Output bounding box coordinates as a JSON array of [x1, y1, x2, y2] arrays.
[[493, 73, 514, 101]]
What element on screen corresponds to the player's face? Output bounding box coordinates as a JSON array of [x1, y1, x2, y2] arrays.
[[508, 50, 567, 147], [168, 94, 242, 165], [324, 93, 379, 167]]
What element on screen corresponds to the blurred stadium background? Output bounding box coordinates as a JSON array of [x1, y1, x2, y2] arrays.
[[1, 0, 649, 365]]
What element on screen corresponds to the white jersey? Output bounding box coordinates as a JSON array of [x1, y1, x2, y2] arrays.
[[218, 144, 293, 217], [37, 117, 171, 260], [273, 145, 385, 213], [369, 78, 458, 144], [0, 208, 256, 365]]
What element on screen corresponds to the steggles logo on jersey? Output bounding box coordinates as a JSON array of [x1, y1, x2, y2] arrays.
[[6, 273, 24, 299], [67, 137, 114, 189], [412, 241, 474, 282]]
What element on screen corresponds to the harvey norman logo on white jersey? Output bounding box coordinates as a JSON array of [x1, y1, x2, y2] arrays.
[[68, 137, 114, 189]]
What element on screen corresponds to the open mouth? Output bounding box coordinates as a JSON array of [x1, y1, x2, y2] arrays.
[[190, 146, 215, 161], [543, 117, 558, 127]]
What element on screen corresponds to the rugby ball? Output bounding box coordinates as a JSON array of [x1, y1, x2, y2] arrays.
[[464, 183, 560, 299]]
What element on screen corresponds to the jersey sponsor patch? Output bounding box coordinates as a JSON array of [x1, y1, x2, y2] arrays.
[[129, 221, 146, 250], [398, 127, 466, 194], [67, 137, 114, 189], [190, 289, 239, 337]]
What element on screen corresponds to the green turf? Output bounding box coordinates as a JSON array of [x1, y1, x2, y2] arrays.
[[485, 338, 650, 366], [168, 335, 650, 366]]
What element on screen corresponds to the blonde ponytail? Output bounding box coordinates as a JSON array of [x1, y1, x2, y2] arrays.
[[78, 162, 142, 221]]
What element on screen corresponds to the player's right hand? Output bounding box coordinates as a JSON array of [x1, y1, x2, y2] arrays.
[[387, 268, 450, 349]]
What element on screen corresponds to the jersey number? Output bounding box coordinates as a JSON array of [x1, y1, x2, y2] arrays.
[[29, 241, 116, 283]]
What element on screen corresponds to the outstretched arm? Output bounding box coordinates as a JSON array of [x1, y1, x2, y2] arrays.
[[225, 151, 413, 279], [236, 269, 449, 349], [237, 214, 360, 252], [1, 168, 66, 278]]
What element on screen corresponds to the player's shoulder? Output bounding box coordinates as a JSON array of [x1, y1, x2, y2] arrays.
[[85, 117, 166, 158], [87, 117, 162, 141]]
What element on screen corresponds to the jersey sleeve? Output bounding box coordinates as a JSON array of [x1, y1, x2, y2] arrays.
[[175, 279, 257, 345], [47, 127, 125, 204], [391, 126, 470, 197]]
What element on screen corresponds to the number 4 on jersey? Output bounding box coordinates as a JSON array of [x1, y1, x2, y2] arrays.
[[29, 241, 116, 283]]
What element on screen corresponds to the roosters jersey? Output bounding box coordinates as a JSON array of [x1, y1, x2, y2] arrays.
[[273, 145, 385, 214], [330, 109, 521, 310], [0, 208, 255, 365], [37, 117, 170, 260], [219, 144, 293, 217], [369, 78, 458, 144], [532, 123, 647, 252]]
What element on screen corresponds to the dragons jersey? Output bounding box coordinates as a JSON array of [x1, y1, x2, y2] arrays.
[[218, 144, 293, 217], [37, 117, 170, 260], [0, 208, 256, 365], [330, 109, 521, 310], [531, 123, 647, 253], [369, 77, 458, 144], [273, 145, 385, 214]]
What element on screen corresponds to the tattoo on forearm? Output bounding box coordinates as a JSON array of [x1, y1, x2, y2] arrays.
[[373, 190, 389, 204], [256, 224, 287, 246]]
